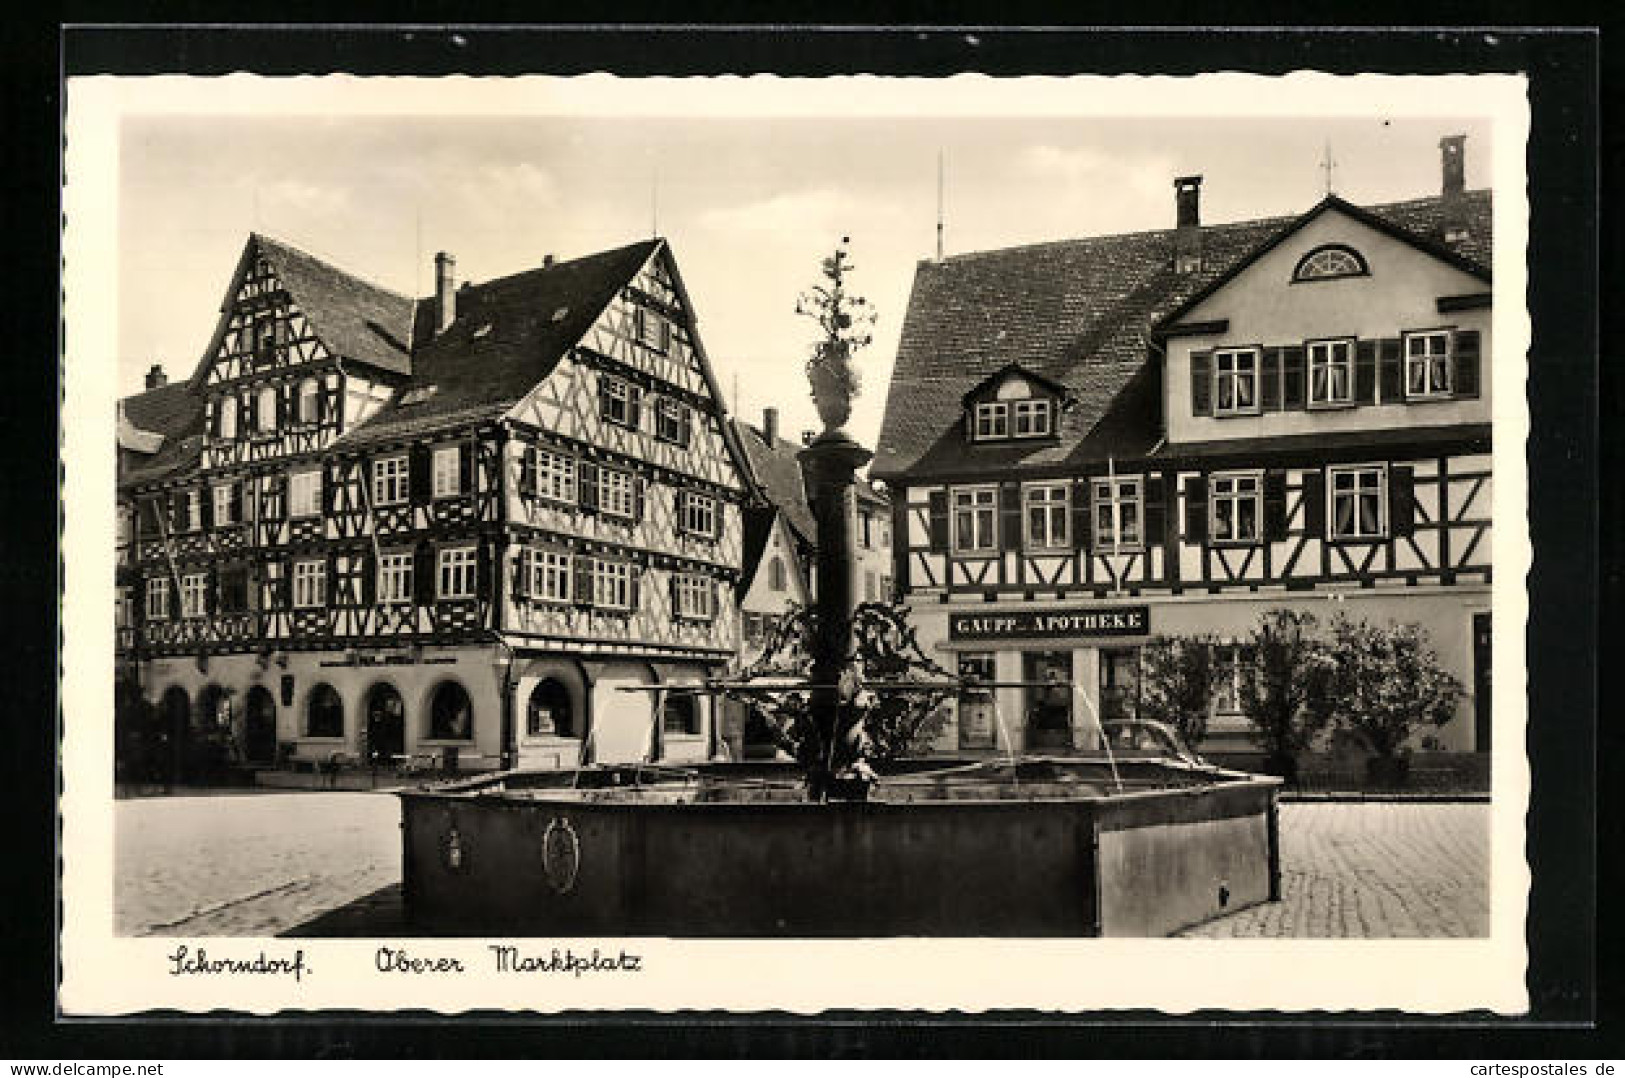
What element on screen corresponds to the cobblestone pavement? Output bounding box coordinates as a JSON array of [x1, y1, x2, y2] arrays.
[[1179, 801, 1490, 938], [115, 791, 400, 937]]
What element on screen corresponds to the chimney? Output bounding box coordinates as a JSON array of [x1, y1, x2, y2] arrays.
[[1173, 175, 1203, 273], [762, 407, 779, 445], [1439, 134, 1470, 246], [144, 363, 167, 390], [434, 252, 457, 333], [801, 430, 816, 447], [542, 254, 556, 269]]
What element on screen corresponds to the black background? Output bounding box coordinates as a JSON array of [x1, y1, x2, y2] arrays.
[[1, 19, 1606, 1060]]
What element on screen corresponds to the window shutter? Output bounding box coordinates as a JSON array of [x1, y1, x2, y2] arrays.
[[713, 499, 726, 542], [362, 553, 377, 605], [1301, 471, 1326, 537], [574, 554, 594, 608], [458, 442, 474, 495], [628, 386, 644, 430], [1282, 346, 1307, 409], [132, 578, 146, 623], [275, 385, 289, 427], [927, 490, 949, 552], [1261, 348, 1283, 411], [598, 380, 613, 421], [1390, 465, 1416, 538], [1183, 475, 1207, 544], [245, 391, 259, 432], [278, 563, 293, 611], [319, 467, 334, 516], [1452, 330, 1482, 399], [1143, 475, 1167, 547], [139, 498, 158, 536], [232, 482, 247, 525], [1378, 337, 1404, 402], [629, 563, 642, 610], [409, 445, 431, 503], [415, 543, 435, 604], [1073, 481, 1093, 552], [633, 475, 647, 522], [477, 540, 494, 600], [207, 400, 220, 438], [1190, 351, 1213, 416], [1355, 339, 1378, 404], [1263, 471, 1288, 541], [669, 572, 680, 619], [578, 461, 599, 513], [679, 404, 693, 448], [325, 552, 339, 605], [199, 486, 214, 530], [518, 445, 537, 497], [999, 483, 1022, 550], [892, 500, 910, 592], [204, 570, 217, 615], [170, 491, 186, 533]]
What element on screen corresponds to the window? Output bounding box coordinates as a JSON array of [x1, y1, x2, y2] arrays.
[[1329, 465, 1386, 540], [767, 558, 787, 592], [377, 551, 413, 604], [1092, 477, 1143, 551], [673, 573, 715, 620], [531, 448, 576, 504], [306, 683, 344, 739], [289, 469, 322, 518], [1405, 331, 1452, 398], [1293, 244, 1368, 282], [864, 570, 878, 602], [213, 484, 236, 527], [1213, 349, 1259, 415], [634, 305, 670, 353], [428, 682, 474, 741], [256, 386, 278, 433], [1211, 645, 1254, 714], [219, 566, 250, 613], [974, 402, 1008, 440], [527, 678, 575, 738], [219, 395, 237, 440], [253, 316, 277, 364], [1024, 483, 1070, 550], [662, 693, 699, 736], [437, 546, 477, 599], [1209, 472, 1262, 544], [880, 574, 892, 600], [527, 548, 572, 603], [432, 445, 462, 499], [115, 586, 133, 628], [292, 560, 326, 609], [1308, 338, 1355, 406], [146, 577, 169, 621], [1013, 399, 1053, 438], [601, 376, 634, 427], [957, 653, 998, 750], [184, 489, 203, 532], [860, 511, 874, 549], [297, 378, 319, 425], [655, 397, 687, 443], [679, 491, 717, 537], [372, 456, 409, 506], [952, 487, 998, 553], [592, 558, 634, 610], [180, 572, 208, 618], [598, 467, 636, 520]]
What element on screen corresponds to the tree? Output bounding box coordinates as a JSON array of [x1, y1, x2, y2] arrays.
[[1326, 615, 1462, 771], [1238, 608, 1337, 782], [1136, 633, 1225, 748]]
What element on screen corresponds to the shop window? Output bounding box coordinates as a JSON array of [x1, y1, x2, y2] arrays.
[[956, 653, 997, 750], [526, 678, 575, 738], [429, 681, 474, 741]]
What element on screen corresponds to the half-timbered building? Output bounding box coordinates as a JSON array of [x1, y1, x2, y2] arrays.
[[873, 135, 1494, 759], [118, 234, 751, 776]]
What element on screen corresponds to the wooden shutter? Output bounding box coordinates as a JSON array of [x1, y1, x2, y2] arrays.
[[1301, 470, 1326, 537], [668, 572, 680, 619], [320, 466, 335, 515], [628, 386, 644, 430], [1143, 475, 1166, 546], [477, 540, 493, 600], [409, 445, 431, 503], [1183, 475, 1207, 545], [628, 563, 642, 610], [514, 547, 532, 600], [325, 552, 339, 606], [414, 543, 435, 603], [204, 569, 217, 615], [1453, 330, 1482, 399], [1354, 339, 1378, 404], [679, 404, 693, 448], [1261, 348, 1283, 411], [633, 475, 647, 522], [578, 461, 599, 513], [1282, 346, 1307, 409], [1073, 481, 1093, 552], [927, 490, 949, 552], [998, 482, 1022, 550], [199, 486, 214, 530], [713, 498, 726, 542], [1263, 471, 1288, 541], [1378, 337, 1404, 402], [598, 380, 613, 421], [362, 552, 377, 605], [207, 400, 220, 438], [170, 491, 186, 533], [1389, 465, 1416, 538], [275, 385, 289, 427], [232, 482, 247, 525], [574, 554, 594, 608], [892, 500, 911, 592], [462, 442, 478, 495], [518, 445, 537, 496], [1190, 351, 1213, 416], [245, 391, 259, 432]]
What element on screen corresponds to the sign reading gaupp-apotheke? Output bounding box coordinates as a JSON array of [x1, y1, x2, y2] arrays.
[[947, 605, 1150, 642]]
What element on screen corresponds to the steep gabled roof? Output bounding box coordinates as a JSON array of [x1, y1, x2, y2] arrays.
[[256, 235, 418, 375], [872, 189, 1492, 482], [118, 381, 205, 486], [333, 239, 661, 448], [730, 418, 816, 545], [960, 362, 1073, 407], [736, 506, 809, 600]]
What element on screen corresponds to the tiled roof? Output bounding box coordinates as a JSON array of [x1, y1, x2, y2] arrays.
[[1157, 423, 1492, 463], [118, 381, 205, 486], [872, 190, 1492, 481], [256, 235, 417, 376], [730, 419, 816, 545], [333, 239, 661, 448]]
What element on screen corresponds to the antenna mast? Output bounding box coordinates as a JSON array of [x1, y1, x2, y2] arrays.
[[1321, 140, 1337, 196], [936, 150, 945, 261]]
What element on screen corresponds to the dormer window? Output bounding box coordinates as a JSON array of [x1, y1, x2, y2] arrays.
[[1013, 399, 1052, 437], [1292, 244, 1369, 282], [974, 402, 1009, 439], [964, 366, 1065, 443]]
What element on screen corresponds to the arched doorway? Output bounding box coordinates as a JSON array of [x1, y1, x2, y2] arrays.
[[244, 686, 278, 765], [428, 682, 474, 742], [159, 687, 190, 784], [526, 678, 576, 738], [363, 683, 405, 766]]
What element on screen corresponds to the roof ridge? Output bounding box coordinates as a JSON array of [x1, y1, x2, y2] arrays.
[[429, 237, 661, 304], [253, 231, 415, 303]]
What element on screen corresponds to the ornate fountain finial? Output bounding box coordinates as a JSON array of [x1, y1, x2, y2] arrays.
[[796, 236, 876, 439]]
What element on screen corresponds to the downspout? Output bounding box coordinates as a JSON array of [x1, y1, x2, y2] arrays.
[[493, 423, 514, 772]]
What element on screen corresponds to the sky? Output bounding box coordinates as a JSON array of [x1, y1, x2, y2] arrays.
[[116, 97, 1492, 452]]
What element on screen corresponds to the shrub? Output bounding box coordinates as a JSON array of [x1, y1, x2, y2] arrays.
[[1136, 633, 1225, 747], [1238, 609, 1337, 780], [1327, 616, 1462, 759]]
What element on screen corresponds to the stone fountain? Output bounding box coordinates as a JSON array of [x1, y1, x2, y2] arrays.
[[397, 241, 1281, 937]]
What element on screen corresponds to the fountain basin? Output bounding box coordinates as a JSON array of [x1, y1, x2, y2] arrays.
[[399, 759, 1282, 937]]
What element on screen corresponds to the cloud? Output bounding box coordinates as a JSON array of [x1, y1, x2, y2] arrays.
[[1017, 143, 1172, 199]]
